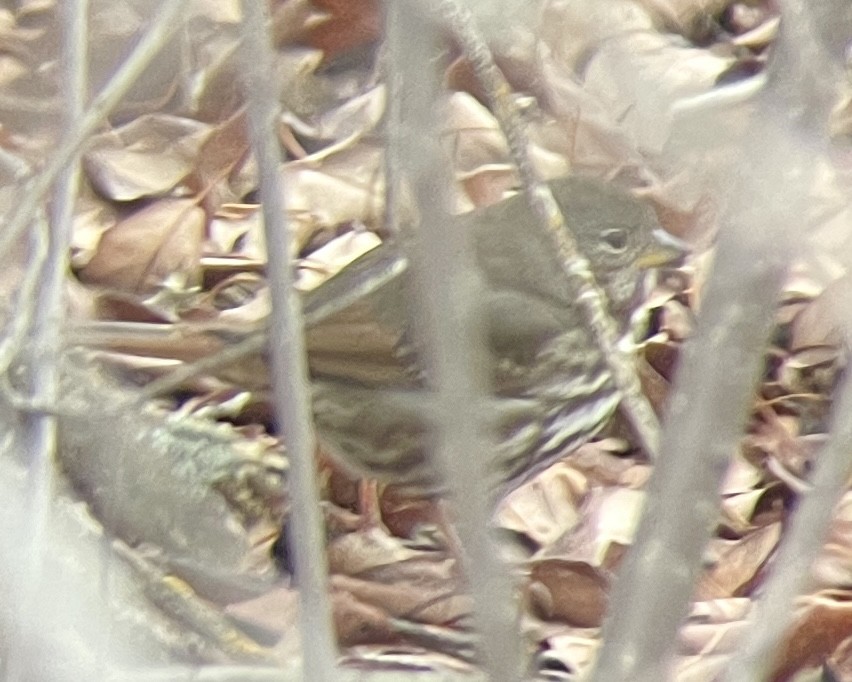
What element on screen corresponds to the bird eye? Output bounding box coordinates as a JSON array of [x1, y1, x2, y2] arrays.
[[601, 228, 628, 252]]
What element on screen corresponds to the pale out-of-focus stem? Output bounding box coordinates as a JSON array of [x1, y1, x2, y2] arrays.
[[424, 0, 661, 460], [239, 2, 339, 681]]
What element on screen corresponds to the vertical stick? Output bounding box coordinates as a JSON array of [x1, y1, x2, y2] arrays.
[[2, 1, 87, 680], [392, 2, 524, 679], [239, 3, 338, 680]]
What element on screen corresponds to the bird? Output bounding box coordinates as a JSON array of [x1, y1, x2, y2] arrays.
[[66, 175, 682, 500], [301, 175, 684, 499]]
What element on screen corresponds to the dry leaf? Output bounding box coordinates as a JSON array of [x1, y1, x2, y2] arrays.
[[326, 526, 432, 576], [496, 461, 586, 548], [84, 114, 212, 201], [771, 591, 852, 682], [301, 0, 381, 65], [333, 564, 468, 626], [282, 144, 384, 247], [190, 109, 251, 210], [826, 633, 852, 681], [77, 198, 205, 294], [295, 230, 381, 292], [542, 486, 646, 572], [527, 559, 610, 627], [694, 522, 781, 600], [331, 585, 400, 647]]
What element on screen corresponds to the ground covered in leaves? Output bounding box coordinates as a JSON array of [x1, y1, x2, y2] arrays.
[[2, 0, 852, 680]]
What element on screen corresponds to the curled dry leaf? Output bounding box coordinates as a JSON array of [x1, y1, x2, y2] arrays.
[[206, 204, 267, 262], [658, 297, 694, 341], [298, 0, 381, 66], [84, 114, 213, 201], [527, 559, 610, 627], [675, 653, 732, 682], [333, 564, 469, 629], [445, 93, 513, 176], [771, 590, 852, 682], [812, 491, 852, 590], [678, 598, 753, 678], [827, 633, 852, 681], [282, 144, 384, 247], [339, 644, 477, 675], [300, 85, 386, 147], [497, 461, 586, 548], [224, 585, 301, 658], [331, 583, 404, 647], [687, 596, 753, 628], [694, 522, 781, 601], [377, 491, 446, 541], [189, 110, 251, 210], [458, 165, 519, 210], [326, 525, 434, 577], [445, 93, 570, 207], [719, 452, 765, 497], [70, 192, 120, 266], [295, 229, 381, 292], [540, 486, 645, 574], [533, 632, 599, 680], [92, 290, 182, 324], [720, 483, 788, 537], [77, 198, 205, 295], [637, 349, 673, 416], [565, 440, 649, 488], [179, 272, 270, 327]]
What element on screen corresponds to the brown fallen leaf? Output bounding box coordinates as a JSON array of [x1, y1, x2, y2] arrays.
[[188, 109, 252, 212], [77, 198, 205, 295], [826, 633, 852, 681], [83, 114, 212, 201], [770, 590, 852, 682], [333, 566, 468, 627], [497, 460, 586, 549], [694, 522, 781, 600], [331, 584, 404, 647], [720, 483, 788, 537], [527, 559, 610, 628], [326, 525, 437, 577], [682, 597, 753, 653], [301, 0, 382, 66]]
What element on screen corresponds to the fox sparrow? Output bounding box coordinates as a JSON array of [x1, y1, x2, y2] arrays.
[[303, 175, 683, 498]]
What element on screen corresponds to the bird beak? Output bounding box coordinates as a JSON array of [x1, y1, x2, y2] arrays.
[[637, 228, 689, 269]]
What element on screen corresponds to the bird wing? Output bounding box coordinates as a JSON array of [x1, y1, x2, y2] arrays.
[[302, 242, 424, 389]]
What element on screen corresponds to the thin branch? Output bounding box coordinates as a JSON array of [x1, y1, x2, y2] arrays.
[[393, 3, 523, 679], [423, 0, 661, 459], [2, 2, 88, 681], [0, 0, 185, 264], [591, 0, 843, 673], [238, 2, 339, 680]]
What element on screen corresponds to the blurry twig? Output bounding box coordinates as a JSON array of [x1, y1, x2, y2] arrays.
[[1, 2, 87, 677], [390, 4, 523, 681], [592, 0, 847, 676], [113, 542, 276, 665], [0, 0, 185, 266], [238, 2, 339, 680], [723, 349, 852, 680], [423, 0, 661, 459]]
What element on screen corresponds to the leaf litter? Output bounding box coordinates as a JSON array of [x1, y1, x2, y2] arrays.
[[1, 0, 851, 679]]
